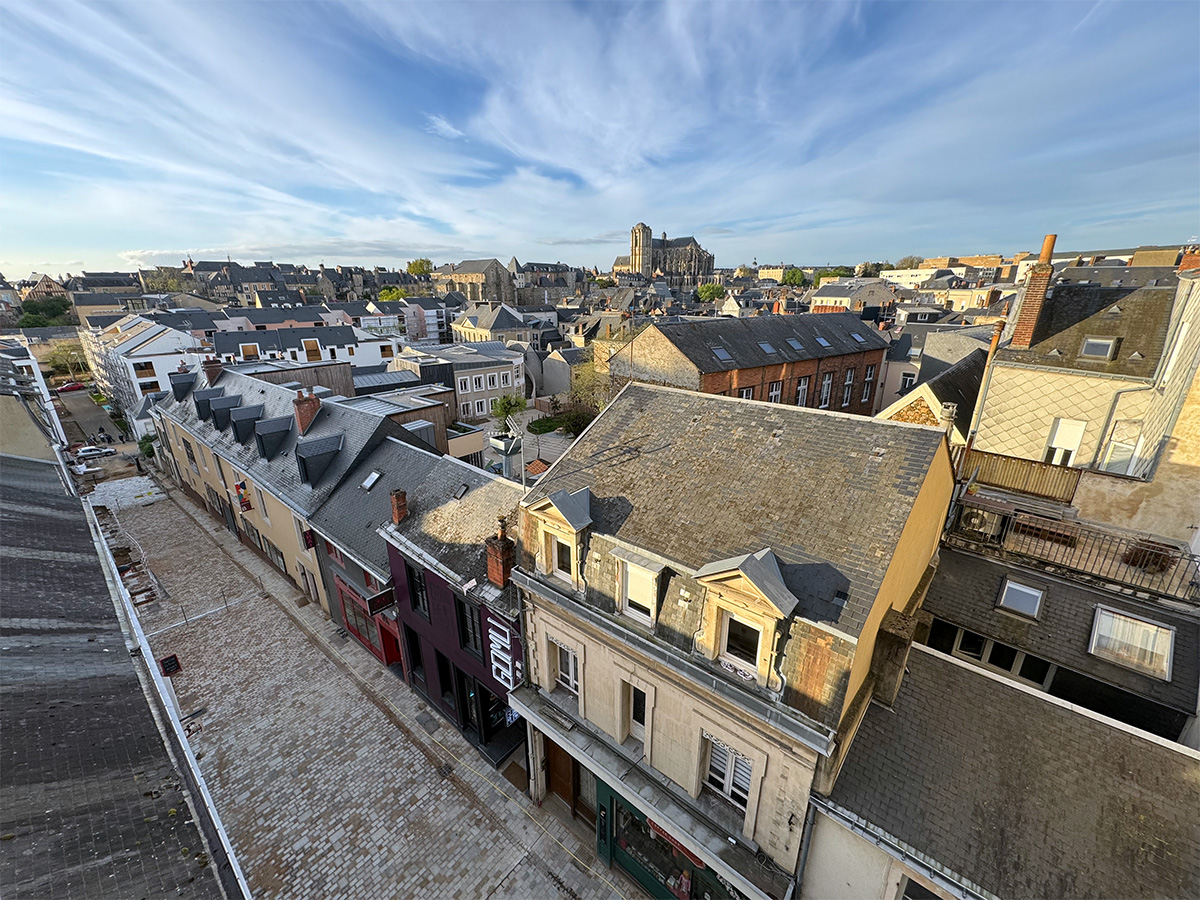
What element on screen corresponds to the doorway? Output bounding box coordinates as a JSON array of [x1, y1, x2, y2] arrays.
[[544, 737, 596, 825]]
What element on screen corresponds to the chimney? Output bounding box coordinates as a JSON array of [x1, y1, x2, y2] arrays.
[[390, 489, 407, 525], [485, 515, 516, 589], [1011, 233, 1056, 349], [293, 388, 321, 435], [938, 402, 957, 435], [177, 360, 189, 374], [870, 608, 917, 707], [201, 355, 223, 384], [1178, 248, 1200, 272]]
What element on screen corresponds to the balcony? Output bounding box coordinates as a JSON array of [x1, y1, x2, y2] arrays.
[[946, 495, 1199, 603], [951, 446, 1081, 504]]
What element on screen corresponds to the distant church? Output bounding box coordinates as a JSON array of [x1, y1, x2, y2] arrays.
[[612, 223, 715, 284]]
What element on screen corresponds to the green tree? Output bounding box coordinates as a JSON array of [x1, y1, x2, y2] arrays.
[[894, 255, 924, 270], [378, 286, 409, 302], [593, 277, 615, 289], [142, 271, 185, 292], [491, 392, 527, 427], [568, 360, 609, 411], [781, 268, 807, 287], [697, 282, 726, 302], [21, 294, 72, 322], [43, 342, 89, 377], [17, 313, 51, 328], [406, 258, 433, 276]]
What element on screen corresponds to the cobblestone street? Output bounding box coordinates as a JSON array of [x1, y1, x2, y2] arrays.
[[111, 489, 643, 900]]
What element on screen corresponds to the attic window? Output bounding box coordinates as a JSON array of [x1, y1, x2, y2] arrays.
[[1080, 337, 1117, 360], [454, 483, 469, 500], [815, 336, 831, 348], [757, 341, 776, 354], [850, 333, 866, 343], [711, 346, 733, 361], [361, 471, 381, 491], [786, 338, 803, 351]]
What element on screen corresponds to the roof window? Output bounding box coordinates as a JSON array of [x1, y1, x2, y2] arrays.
[[815, 336, 831, 348], [786, 338, 803, 351], [1079, 337, 1117, 360], [757, 341, 776, 354], [850, 333, 866, 343], [1089, 606, 1174, 681], [711, 346, 733, 361], [361, 471, 381, 491]]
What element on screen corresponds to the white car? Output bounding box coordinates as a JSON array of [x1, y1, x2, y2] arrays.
[[75, 445, 117, 460]]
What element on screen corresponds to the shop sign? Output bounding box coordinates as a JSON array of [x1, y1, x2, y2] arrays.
[[483, 607, 523, 693], [365, 587, 395, 616], [235, 480, 252, 511], [646, 819, 705, 869]]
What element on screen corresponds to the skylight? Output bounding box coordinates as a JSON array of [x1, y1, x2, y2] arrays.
[[786, 338, 803, 351], [758, 341, 776, 354], [850, 333, 866, 343], [815, 336, 831, 348], [711, 346, 733, 361], [361, 471, 381, 491]]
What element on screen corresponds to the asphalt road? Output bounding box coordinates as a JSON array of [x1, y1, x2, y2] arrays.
[[57, 387, 135, 449]]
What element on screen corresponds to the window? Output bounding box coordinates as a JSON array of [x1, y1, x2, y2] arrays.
[[628, 684, 646, 741], [1044, 417, 1086, 466], [795, 375, 810, 406], [815, 336, 831, 348], [458, 376, 470, 393], [757, 341, 776, 354], [262, 537, 287, 574], [407, 563, 429, 617], [239, 343, 259, 360], [900, 371, 916, 392], [436, 652, 455, 709], [182, 439, 198, 472], [705, 738, 751, 809], [329, 347, 337, 359], [620, 562, 656, 623], [457, 598, 483, 657], [552, 535, 573, 581], [294, 517, 313, 555], [841, 368, 855, 407], [1089, 607, 1174, 680], [739, 387, 754, 400], [818, 372, 833, 408], [255, 487, 269, 522], [403, 626, 424, 679], [767, 380, 782, 403], [1101, 440, 1137, 474], [346, 345, 354, 356], [473, 375, 484, 391], [850, 333, 866, 344], [862, 364, 875, 402], [341, 593, 379, 650], [324, 539, 344, 566], [720, 614, 760, 672], [786, 338, 803, 351], [501, 371, 511, 387], [381, 345, 393, 358], [460, 402, 471, 417], [711, 346, 732, 362], [556, 643, 579, 694], [487, 373, 498, 389], [997, 579, 1043, 618], [1079, 337, 1116, 359], [475, 399, 487, 415], [947, 625, 1055, 688], [363, 570, 379, 592]]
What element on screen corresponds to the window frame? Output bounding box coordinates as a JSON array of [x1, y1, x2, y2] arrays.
[[324, 539, 344, 567], [458, 376, 470, 394], [555, 642, 580, 694], [551, 534, 574, 583], [457, 596, 483, 658], [818, 372, 833, 408], [738, 386, 754, 400], [1079, 336, 1117, 360], [862, 364, 875, 402], [900, 371, 916, 392], [841, 368, 855, 407], [950, 627, 1055, 689], [407, 562, 429, 618], [996, 578, 1044, 619], [795, 375, 810, 406], [628, 683, 646, 741], [767, 380, 782, 403], [704, 736, 752, 810], [618, 560, 656, 626], [1088, 605, 1174, 681], [719, 612, 761, 675]]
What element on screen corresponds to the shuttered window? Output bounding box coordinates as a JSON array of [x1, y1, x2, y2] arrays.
[[705, 738, 752, 809]]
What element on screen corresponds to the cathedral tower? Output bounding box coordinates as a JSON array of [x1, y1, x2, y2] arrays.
[[631, 223, 653, 279]]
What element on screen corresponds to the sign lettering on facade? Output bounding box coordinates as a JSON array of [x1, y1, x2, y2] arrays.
[[482, 607, 524, 694]]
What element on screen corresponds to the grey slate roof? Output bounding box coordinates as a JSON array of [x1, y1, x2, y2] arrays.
[[213, 325, 357, 355], [313, 436, 522, 579], [828, 646, 1200, 900], [1051, 265, 1178, 289], [452, 258, 503, 275], [225, 306, 327, 325], [157, 367, 428, 517], [650, 312, 888, 373], [918, 348, 986, 431], [524, 383, 945, 637], [918, 325, 995, 380]]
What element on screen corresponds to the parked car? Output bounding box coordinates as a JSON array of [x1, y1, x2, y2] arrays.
[[74, 446, 117, 459], [57, 382, 86, 392]]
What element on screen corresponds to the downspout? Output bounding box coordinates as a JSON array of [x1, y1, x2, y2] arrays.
[[792, 802, 818, 898], [956, 320, 1005, 479]]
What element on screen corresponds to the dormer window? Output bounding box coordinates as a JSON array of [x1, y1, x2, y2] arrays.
[[552, 535, 573, 582], [620, 562, 655, 623], [1079, 337, 1117, 360], [720, 613, 761, 675]]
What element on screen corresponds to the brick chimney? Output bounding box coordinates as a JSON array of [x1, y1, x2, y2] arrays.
[[1012, 233, 1056, 349], [485, 515, 516, 589], [390, 489, 407, 525], [201, 355, 223, 384], [293, 388, 321, 435], [1178, 248, 1200, 272]]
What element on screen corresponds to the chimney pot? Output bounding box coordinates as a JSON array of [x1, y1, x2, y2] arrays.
[[390, 489, 407, 525]]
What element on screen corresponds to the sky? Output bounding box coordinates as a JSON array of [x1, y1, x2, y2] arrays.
[[1, 0, 1197, 278]]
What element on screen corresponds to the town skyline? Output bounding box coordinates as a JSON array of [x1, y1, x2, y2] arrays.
[[2, 0, 1198, 276]]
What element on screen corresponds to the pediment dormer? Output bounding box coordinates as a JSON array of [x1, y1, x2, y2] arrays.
[[695, 549, 799, 619], [528, 488, 592, 589]]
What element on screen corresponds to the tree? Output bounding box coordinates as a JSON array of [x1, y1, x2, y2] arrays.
[[17, 313, 51, 328], [593, 277, 615, 289], [491, 393, 527, 427], [697, 282, 726, 302], [406, 258, 433, 276], [20, 294, 72, 323], [781, 267, 807, 287], [43, 342, 89, 377], [568, 360, 608, 411], [142, 271, 185, 292], [856, 261, 884, 278], [894, 255, 924, 270], [378, 286, 408, 302]]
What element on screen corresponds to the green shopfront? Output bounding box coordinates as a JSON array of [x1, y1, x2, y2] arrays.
[[595, 778, 742, 900]]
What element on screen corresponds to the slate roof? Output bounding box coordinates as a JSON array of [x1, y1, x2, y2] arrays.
[[1051, 265, 1178, 289], [71, 292, 138, 306], [524, 383, 945, 637], [224, 306, 327, 325], [651, 235, 701, 249], [352, 369, 421, 392], [148, 309, 219, 333], [918, 325, 995, 378], [253, 289, 304, 307], [918, 348, 986, 431], [1000, 283, 1175, 378], [828, 646, 1200, 900], [213, 325, 357, 355], [316, 436, 522, 579], [649, 312, 888, 373], [157, 366, 428, 516], [452, 258, 503, 275], [0, 448, 223, 898]]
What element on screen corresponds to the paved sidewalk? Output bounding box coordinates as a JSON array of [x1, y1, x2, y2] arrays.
[[112, 491, 644, 900]]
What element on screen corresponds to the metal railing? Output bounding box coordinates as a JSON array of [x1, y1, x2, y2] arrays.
[[947, 503, 1200, 602], [952, 446, 1082, 504]]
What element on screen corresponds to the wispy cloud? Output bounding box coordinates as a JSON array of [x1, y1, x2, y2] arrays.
[[0, 0, 1195, 276]]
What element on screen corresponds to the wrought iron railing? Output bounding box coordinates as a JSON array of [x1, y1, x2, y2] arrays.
[[951, 446, 1082, 503], [947, 503, 1200, 603]]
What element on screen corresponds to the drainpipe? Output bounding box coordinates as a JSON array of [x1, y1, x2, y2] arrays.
[[957, 320, 1005, 478], [792, 802, 818, 898]]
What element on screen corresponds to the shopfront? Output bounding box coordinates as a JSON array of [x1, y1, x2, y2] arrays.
[[335, 575, 401, 667], [596, 778, 743, 900]]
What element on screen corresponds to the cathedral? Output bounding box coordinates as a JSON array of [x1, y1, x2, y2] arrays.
[[611, 223, 715, 284]]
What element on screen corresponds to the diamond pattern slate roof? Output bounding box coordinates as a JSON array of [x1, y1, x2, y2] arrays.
[[828, 646, 1200, 900], [650, 312, 888, 373], [313, 436, 523, 578], [524, 383, 945, 636]]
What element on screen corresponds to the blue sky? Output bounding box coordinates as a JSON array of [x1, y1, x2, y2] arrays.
[[1, 0, 1197, 277]]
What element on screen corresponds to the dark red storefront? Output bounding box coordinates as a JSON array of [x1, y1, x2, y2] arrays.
[[334, 575, 402, 667]]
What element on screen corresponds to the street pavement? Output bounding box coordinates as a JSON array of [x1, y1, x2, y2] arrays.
[[112, 489, 644, 900], [57, 387, 133, 448]]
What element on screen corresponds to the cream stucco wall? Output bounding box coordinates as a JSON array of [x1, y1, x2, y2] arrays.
[[801, 813, 948, 900], [526, 596, 819, 871]]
